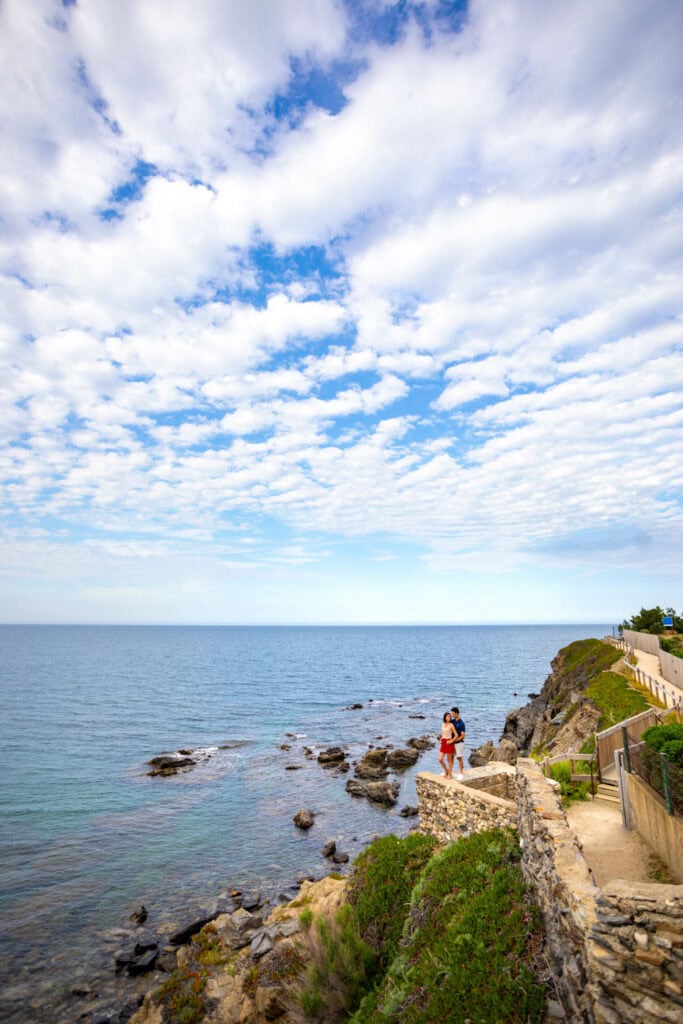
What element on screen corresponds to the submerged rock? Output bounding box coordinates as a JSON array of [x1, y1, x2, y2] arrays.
[[147, 754, 196, 777]]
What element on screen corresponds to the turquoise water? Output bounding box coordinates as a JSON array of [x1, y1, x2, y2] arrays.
[[0, 624, 610, 1021]]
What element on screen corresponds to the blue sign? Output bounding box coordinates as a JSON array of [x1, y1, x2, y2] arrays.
[[662, 616, 674, 627]]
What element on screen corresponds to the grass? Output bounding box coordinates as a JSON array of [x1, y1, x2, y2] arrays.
[[558, 638, 622, 679], [350, 830, 545, 1024], [547, 760, 592, 806], [585, 670, 650, 730]]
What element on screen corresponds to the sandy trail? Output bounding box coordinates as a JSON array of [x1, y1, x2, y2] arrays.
[[566, 797, 664, 886]]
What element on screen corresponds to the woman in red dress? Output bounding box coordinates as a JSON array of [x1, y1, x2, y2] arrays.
[[438, 711, 457, 778]]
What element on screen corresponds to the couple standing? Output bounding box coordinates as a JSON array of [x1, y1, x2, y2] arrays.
[[439, 707, 466, 780]]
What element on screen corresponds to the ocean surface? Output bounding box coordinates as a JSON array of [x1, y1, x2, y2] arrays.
[[0, 624, 610, 1023]]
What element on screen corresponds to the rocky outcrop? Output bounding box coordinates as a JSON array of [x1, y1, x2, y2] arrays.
[[317, 746, 347, 767], [130, 876, 346, 1024], [354, 748, 388, 779], [469, 737, 518, 767], [408, 735, 436, 751], [471, 639, 622, 763], [386, 746, 419, 769], [345, 779, 399, 805], [147, 753, 196, 777]]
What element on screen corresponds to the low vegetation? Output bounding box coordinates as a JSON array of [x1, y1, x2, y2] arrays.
[[289, 831, 546, 1024], [548, 760, 592, 805], [585, 670, 650, 730]]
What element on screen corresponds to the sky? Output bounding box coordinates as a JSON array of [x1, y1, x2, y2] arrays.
[[1, 0, 682, 625]]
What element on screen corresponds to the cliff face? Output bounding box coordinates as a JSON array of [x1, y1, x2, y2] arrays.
[[500, 639, 622, 757]]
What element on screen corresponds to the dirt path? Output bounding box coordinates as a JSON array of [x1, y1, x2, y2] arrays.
[[565, 798, 666, 886]]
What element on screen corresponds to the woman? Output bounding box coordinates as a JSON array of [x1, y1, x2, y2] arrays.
[[438, 711, 457, 778]]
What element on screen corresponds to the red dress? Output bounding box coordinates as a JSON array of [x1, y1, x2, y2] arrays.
[[439, 730, 455, 754]]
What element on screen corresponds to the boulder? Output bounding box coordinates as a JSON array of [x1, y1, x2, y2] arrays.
[[293, 809, 315, 829], [468, 739, 494, 767], [321, 840, 336, 858], [386, 747, 419, 769], [251, 928, 274, 959], [354, 748, 388, 779], [496, 738, 519, 765], [317, 746, 346, 765], [332, 850, 349, 864], [216, 908, 263, 950], [399, 805, 419, 817], [129, 905, 147, 926], [168, 915, 215, 946], [407, 735, 435, 751], [345, 779, 400, 806]]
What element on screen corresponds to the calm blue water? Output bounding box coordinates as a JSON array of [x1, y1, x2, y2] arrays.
[[0, 624, 610, 1022]]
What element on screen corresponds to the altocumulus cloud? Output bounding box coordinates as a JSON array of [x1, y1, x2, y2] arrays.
[[0, 0, 682, 623]]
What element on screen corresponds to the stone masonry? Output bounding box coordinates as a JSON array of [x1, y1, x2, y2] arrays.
[[415, 763, 517, 845], [417, 758, 683, 1024]]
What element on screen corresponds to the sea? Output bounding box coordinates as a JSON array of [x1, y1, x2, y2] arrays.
[[0, 623, 611, 1023]]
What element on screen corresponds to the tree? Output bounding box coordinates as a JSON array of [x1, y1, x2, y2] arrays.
[[622, 606, 683, 634]]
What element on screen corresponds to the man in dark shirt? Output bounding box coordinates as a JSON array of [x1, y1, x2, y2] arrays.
[[450, 706, 466, 780]]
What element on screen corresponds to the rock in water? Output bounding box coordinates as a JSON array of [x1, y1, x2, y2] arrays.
[[293, 809, 315, 829], [386, 747, 419, 769], [354, 748, 389, 779], [345, 779, 400, 806]]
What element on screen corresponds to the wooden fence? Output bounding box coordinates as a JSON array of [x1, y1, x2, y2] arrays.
[[595, 708, 660, 776]]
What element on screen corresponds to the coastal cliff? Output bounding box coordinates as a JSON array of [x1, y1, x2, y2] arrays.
[[472, 638, 623, 764]]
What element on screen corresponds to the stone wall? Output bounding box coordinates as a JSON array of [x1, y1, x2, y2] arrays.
[[417, 758, 683, 1023], [515, 758, 599, 1023], [588, 882, 683, 1023], [415, 764, 517, 844]]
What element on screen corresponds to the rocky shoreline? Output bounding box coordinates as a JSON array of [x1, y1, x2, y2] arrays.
[[17, 652, 601, 1024], [48, 724, 437, 1024]]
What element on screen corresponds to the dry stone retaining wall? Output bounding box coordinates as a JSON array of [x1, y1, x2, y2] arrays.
[[417, 758, 683, 1023], [588, 882, 683, 1023], [415, 765, 517, 844]]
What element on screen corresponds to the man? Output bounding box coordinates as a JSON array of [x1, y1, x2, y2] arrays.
[[450, 706, 466, 780]]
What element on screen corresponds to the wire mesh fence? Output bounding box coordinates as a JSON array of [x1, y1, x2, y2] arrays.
[[627, 739, 683, 816]]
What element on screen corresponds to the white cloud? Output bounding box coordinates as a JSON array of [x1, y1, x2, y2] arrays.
[[1, 0, 682, 621]]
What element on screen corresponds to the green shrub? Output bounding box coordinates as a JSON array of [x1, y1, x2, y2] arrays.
[[351, 830, 545, 1024], [286, 905, 376, 1024], [642, 723, 683, 766], [585, 671, 650, 729], [346, 832, 438, 970]]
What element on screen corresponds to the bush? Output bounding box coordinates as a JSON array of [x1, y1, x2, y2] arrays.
[[286, 905, 376, 1024], [642, 723, 683, 766], [351, 830, 546, 1024], [346, 832, 438, 970]]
